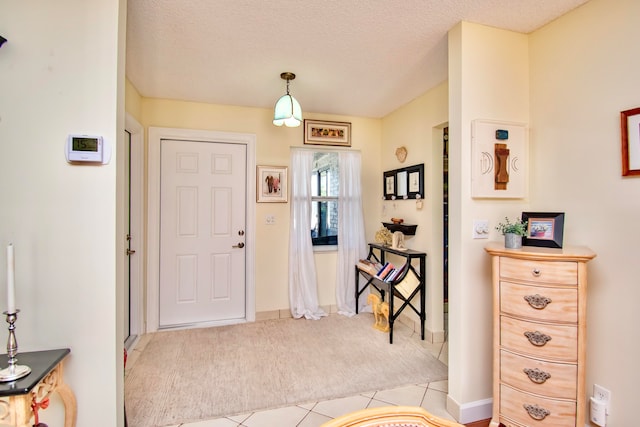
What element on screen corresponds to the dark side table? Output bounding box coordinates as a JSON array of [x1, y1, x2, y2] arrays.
[[0, 348, 76, 427], [355, 243, 427, 344]]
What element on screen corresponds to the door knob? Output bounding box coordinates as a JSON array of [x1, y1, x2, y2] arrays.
[[232, 242, 245, 249], [126, 249, 136, 255]]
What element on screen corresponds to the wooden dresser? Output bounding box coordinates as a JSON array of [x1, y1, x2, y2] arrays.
[[484, 242, 596, 427]]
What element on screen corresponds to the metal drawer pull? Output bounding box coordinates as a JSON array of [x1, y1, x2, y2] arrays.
[[524, 294, 552, 309], [523, 367, 551, 384], [524, 331, 552, 346], [532, 268, 541, 277], [523, 404, 551, 420]]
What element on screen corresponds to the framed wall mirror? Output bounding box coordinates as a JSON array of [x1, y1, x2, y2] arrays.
[[383, 163, 424, 200]]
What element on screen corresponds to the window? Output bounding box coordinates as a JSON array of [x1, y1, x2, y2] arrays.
[[310, 152, 339, 246]]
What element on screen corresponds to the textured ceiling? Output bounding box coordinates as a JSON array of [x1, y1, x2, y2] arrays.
[[126, 0, 589, 119]]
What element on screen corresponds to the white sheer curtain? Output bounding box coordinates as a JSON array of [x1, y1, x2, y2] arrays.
[[288, 149, 327, 320], [336, 151, 368, 316]]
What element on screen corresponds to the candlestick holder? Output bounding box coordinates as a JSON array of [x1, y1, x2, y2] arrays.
[[0, 310, 31, 382]]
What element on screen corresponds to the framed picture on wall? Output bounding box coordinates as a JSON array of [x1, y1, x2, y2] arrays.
[[304, 119, 351, 146], [257, 165, 288, 203], [621, 107, 640, 176]]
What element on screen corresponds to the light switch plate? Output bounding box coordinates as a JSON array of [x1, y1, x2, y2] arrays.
[[473, 220, 489, 239]]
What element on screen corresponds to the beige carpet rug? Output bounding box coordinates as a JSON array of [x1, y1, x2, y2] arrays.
[[125, 313, 448, 427]]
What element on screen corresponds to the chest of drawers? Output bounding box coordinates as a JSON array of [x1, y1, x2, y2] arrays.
[[485, 243, 595, 427]]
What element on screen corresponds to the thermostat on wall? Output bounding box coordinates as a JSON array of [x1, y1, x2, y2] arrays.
[[65, 134, 111, 164]]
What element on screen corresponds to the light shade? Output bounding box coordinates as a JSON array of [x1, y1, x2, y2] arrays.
[[273, 72, 302, 127], [273, 94, 302, 127]]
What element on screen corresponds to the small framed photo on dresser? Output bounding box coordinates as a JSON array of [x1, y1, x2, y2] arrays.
[[522, 212, 565, 248]]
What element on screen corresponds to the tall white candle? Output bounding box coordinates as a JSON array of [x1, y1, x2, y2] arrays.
[[7, 244, 15, 314]]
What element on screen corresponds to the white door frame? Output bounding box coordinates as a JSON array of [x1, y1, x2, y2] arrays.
[[124, 113, 145, 342], [147, 127, 256, 332]]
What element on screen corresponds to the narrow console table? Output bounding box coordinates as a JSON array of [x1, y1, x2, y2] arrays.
[[355, 243, 426, 343], [0, 348, 76, 427]]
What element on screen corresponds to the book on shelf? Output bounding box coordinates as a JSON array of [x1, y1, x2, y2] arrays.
[[383, 268, 396, 282], [376, 262, 395, 280], [357, 259, 381, 276], [385, 263, 407, 283], [395, 268, 420, 299]]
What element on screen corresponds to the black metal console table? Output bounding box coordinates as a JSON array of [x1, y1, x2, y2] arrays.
[[355, 243, 426, 343]]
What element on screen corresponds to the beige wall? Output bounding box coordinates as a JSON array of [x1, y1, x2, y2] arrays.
[[125, 78, 143, 122], [6, 0, 627, 424], [0, 1, 125, 425], [381, 82, 449, 341], [529, 0, 639, 424], [446, 1, 639, 424], [447, 22, 530, 422], [136, 98, 382, 314]]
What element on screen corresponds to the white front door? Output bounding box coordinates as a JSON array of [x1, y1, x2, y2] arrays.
[[159, 139, 247, 327]]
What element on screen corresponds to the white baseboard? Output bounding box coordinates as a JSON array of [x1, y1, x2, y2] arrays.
[[446, 395, 493, 424]]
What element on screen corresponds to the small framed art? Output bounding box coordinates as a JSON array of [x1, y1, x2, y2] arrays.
[[304, 119, 351, 146], [621, 107, 640, 176], [257, 165, 288, 203], [522, 212, 565, 248]]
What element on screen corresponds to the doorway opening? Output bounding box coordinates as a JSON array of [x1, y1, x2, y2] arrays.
[[124, 114, 144, 350]]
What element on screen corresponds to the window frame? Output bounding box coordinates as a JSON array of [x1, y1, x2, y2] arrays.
[[311, 152, 339, 247]]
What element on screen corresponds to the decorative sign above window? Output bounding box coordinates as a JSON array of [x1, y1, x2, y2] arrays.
[[383, 163, 424, 200]]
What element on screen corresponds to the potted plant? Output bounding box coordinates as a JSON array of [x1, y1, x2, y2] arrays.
[[495, 216, 528, 249]]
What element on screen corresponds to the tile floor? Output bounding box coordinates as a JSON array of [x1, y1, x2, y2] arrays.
[[127, 330, 452, 427]]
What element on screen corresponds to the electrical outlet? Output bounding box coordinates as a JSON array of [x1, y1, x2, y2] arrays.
[[593, 384, 611, 412]]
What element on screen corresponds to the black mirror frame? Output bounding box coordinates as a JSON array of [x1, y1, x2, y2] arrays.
[[382, 163, 424, 200]]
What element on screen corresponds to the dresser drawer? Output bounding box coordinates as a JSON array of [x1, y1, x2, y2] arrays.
[[501, 384, 576, 427], [500, 350, 577, 399], [500, 257, 577, 285], [501, 316, 577, 361], [500, 281, 577, 323]]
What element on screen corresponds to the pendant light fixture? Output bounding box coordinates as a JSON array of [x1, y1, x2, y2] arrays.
[[273, 72, 302, 127]]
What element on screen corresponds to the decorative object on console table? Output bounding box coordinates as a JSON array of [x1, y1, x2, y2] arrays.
[[521, 212, 564, 248], [621, 107, 640, 176], [1, 243, 30, 382], [374, 227, 393, 246], [485, 242, 596, 427], [0, 310, 30, 382], [391, 231, 406, 251], [495, 216, 527, 249]]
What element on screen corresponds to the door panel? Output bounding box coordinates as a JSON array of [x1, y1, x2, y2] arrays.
[[160, 139, 246, 327]]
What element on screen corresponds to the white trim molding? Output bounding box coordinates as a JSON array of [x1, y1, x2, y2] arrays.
[[147, 127, 257, 332], [446, 395, 493, 424]]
